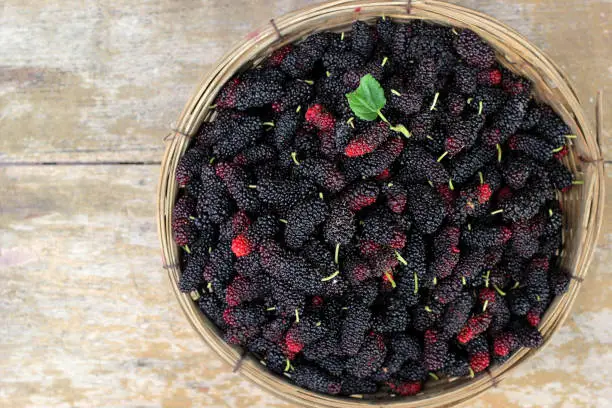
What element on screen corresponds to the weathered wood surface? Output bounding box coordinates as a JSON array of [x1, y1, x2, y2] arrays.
[[0, 0, 610, 407], [0, 0, 610, 163]]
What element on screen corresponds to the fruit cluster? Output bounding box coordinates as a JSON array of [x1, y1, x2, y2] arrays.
[[172, 18, 576, 397]]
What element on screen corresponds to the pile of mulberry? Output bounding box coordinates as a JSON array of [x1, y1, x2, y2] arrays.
[[172, 17, 576, 398]]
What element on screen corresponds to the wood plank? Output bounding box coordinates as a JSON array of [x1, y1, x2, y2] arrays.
[[0, 0, 609, 163], [0, 164, 610, 407]]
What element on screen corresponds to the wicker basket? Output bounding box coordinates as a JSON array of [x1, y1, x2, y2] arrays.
[[157, 1, 605, 406]]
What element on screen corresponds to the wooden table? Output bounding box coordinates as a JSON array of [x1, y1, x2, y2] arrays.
[[1, 1, 610, 407]]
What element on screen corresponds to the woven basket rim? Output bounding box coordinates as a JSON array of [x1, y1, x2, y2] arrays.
[[157, 1, 605, 407]]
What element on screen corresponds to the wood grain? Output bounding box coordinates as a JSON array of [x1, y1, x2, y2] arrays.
[[0, 0, 611, 407], [0, 0, 609, 163]]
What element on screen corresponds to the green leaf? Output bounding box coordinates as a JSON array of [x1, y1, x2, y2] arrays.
[[389, 124, 411, 138], [345, 74, 386, 121]]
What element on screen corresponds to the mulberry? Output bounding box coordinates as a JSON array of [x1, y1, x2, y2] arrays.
[[388, 87, 423, 115], [179, 252, 206, 292], [176, 148, 203, 187], [305, 104, 336, 132], [215, 163, 261, 212], [273, 80, 313, 112], [467, 336, 490, 373], [508, 134, 554, 163], [323, 202, 356, 247], [462, 225, 512, 249], [430, 226, 461, 279], [296, 158, 347, 193], [545, 160, 574, 191], [341, 181, 380, 211], [501, 178, 553, 222], [383, 182, 408, 214], [457, 313, 492, 344], [346, 333, 387, 378], [340, 377, 377, 396], [406, 184, 445, 235], [340, 302, 372, 355], [444, 114, 485, 156], [423, 330, 449, 371], [273, 110, 301, 150], [257, 178, 316, 213], [344, 122, 390, 157], [441, 294, 475, 338], [213, 114, 262, 159], [292, 366, 341, 395], [223, 305, 266, 328], [535, 108, 571, 147], [344, 137, 405, 179], [351, 21, 375, 58], [450, 144, 496, 184], [483, 93, 530, 146], [454, 29, 496, 68], [399, 143, 449, 185], [233, 77, 284, 110], [172, 218, 197, 248], [284, 199, 329, 249]]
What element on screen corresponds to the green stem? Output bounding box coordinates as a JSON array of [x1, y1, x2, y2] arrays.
[[493, 284, 506, 296], [291, 152, 300, 166], [395, 250, 408, 266], [437, 151, 448, 162], [377, 110, 389, 123], [321, 270, 340, 282], [334, 243, 340, 265], [384, 271, 396, 288], [430, 92, 440, 111]]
